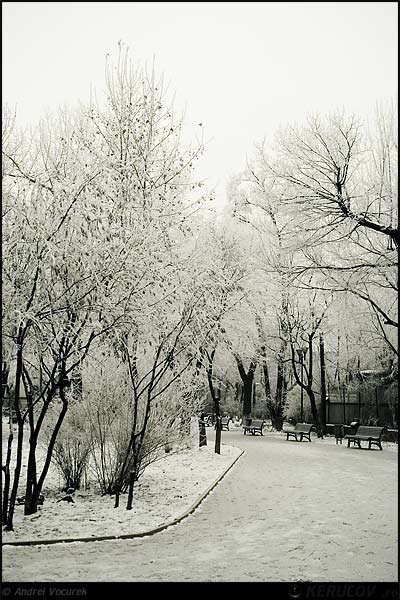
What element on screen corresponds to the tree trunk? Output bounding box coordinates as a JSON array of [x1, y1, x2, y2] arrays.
[[25, 383, 69, 515], [5, 330, 25, 531], [273, 357, 286, 430], [126, 449, 140, 511], [234, 354, 257, 418], [24, 436, 38, 515], [262, 362, 271, 404], [242, 377, 253, 417], [206, 349, 222, 454], [1, 363, 12, 524], [126, 469, 136, 511], [214, 405, 222, 454], [126, 393, 152, 510], [306, 335, 322, 438], [2, 432, 13, 524], [289, 337, 323, 438], [199, 413, 207, 447], [264, 369, 282, 430], [23, 370, 38, 516], [307, 387, 322, 437], [261, 344, 288, 431], [319, 334, 327, 435]]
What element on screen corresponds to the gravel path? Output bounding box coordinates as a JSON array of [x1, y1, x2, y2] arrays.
[[3, 430, 397, 582]]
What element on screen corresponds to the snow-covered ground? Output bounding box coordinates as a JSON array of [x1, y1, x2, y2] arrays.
[[2, 420, 242, 543], [2, 423, 397, 582]]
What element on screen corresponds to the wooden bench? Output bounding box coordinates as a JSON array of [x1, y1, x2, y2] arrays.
[[284, 423, 315, 442], [221, 416, 230, 431], [344, 426, 386, 450], [214, 416, 230, 431], [243, 419, 264, 436]]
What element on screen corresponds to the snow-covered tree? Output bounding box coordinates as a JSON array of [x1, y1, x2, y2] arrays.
[[1, 45, 216, 525]]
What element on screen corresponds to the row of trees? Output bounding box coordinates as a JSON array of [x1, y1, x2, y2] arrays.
[[2, 47, 245, 529], [2, 45, 397, 529], [223, 104, 397, 432]]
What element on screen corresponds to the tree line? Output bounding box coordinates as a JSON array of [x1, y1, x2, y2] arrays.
[[2, 46, 397, 530]]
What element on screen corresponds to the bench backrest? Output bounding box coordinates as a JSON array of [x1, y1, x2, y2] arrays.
[[221, 417, 230, 424], [250, 420, 264, 428], [294, 423, 314, 433], [354, 426, 385, 438]]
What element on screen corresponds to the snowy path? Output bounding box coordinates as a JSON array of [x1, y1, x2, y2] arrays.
[[2, 430, 397, 582]]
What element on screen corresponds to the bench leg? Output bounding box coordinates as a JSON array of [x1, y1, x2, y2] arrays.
[[369, 440, 382, 450], [347, 439, 350, 447]]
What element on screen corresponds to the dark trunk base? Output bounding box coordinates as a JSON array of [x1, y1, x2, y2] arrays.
[[271, 416, 284, 431]]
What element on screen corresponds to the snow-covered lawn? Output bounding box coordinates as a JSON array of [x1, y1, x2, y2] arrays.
[[2, 420, 242, 544]]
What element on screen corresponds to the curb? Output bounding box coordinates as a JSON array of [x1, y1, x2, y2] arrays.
[[2, 446, 245, 547]]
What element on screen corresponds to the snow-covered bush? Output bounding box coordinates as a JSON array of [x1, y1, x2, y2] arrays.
[[46, 399, 93, 491], [82, 350, 199, 497]]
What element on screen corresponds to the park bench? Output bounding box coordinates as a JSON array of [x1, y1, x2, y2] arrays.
[[221, 416, 230, 431], [214, 416, 230, 430], [344, 425, 386, 450], [284, 423, 315, 442], [243, 419, 265, 436]]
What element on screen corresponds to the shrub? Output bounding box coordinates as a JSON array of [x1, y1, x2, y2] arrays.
[[48, 400, 93, 491]]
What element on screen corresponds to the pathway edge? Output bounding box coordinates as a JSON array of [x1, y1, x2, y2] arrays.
[[2, 446, 245, 547]]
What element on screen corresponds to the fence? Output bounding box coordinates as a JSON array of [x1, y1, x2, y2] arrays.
[[326, 385, 397, 428]]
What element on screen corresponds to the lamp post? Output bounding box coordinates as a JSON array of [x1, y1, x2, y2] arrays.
[[296, 346, 308, 422]]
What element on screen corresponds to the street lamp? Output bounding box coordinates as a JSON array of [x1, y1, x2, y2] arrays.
[[296, 346, 308, 422]]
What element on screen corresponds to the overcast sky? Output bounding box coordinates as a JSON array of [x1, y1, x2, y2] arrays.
[[3, 2, 398, 205]]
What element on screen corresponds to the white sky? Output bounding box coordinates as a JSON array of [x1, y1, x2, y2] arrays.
[[2, 1, 398, 205]]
